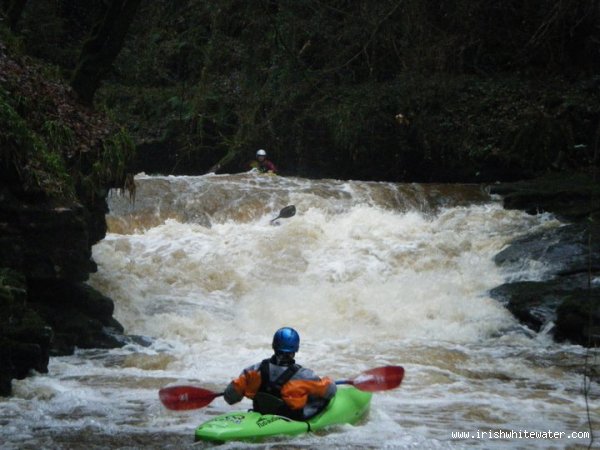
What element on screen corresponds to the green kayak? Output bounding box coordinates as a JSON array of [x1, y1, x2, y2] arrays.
[[194, 386, 372, 443]]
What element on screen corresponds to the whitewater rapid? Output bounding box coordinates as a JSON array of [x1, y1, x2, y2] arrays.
[[1, 173, 596, 449]]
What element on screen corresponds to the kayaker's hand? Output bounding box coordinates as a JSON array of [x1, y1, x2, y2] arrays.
[[241, 369, 262, 398], [281, 378, 335, 410], [280, 384, 308, 410], [230, 369, 262, 398]]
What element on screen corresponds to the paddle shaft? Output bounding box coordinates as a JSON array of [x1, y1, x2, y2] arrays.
[[177, 383, 351, 400], [159, 365, 403, 410], [208, 374, 398, 390]]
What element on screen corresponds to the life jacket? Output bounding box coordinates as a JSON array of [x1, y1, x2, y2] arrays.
[[252, 358, 303, 419], [250, 159, 276, 173]]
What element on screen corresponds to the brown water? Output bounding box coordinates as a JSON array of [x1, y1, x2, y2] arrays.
[[1, 173, 597, 449]]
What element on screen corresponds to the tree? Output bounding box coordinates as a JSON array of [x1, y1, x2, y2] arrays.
[[1, 0, 28, 30], [70, 0, 141, 105]]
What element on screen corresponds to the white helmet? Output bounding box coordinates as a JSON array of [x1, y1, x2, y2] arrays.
[[256, 149, 267, 157]]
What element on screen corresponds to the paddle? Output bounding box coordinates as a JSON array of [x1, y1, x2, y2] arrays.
[[159, 385, 224, 411], [270, 205, 296, 223], [335, 365, 404, 392], [159, 365, 404, 411]]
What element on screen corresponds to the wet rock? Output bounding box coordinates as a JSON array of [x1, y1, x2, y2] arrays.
[[0, 188, 125, 394], [0, 46, 133, 397], [0, 188, 96, 281], [28, 281, 125, 357], [490, 274, 593, 333], [489, 172, 600, 222], [0, 268, 52, 396], [490, 171, 600, 347], [494, 222, 600, 275], [554, 290, 600, 346]]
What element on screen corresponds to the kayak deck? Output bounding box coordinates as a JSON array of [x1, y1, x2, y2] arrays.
[[194, 386, 372, 443]]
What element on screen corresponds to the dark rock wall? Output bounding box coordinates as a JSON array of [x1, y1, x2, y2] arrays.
[[0, 40, 132, 397], [0, 186, 124, 396], [0, 268, 51, 395], [489, 173, 600, 346]]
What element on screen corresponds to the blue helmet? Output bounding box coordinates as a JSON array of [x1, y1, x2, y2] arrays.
[[272, 327, 300, 353]]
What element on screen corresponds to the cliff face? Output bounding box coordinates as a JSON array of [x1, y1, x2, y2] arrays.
[[0, 43, 132, 396], [0, 190, 125, 395]]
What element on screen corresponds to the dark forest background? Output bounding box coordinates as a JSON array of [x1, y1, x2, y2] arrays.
[[1, 0, 599, 399], [3, 0, 600, 182]]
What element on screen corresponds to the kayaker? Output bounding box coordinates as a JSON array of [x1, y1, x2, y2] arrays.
[[223, 327, 337, 420], [248, 149, 277, 174]]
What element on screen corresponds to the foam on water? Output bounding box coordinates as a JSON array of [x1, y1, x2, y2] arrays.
[[1, 173, 597, 449]]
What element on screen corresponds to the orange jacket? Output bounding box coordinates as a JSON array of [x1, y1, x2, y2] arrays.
[[230, 368, 334, 410]]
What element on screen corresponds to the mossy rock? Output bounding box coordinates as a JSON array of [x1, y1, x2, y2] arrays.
[[0, 267, 27, 303]]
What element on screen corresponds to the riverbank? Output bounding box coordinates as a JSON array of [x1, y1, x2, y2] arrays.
[[1, 27, 598, 398], [488, 172, 600, 347], [0, 36, 133, 396]]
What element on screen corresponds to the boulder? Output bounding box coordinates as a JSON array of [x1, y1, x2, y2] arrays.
[[489, 172, 599, 222], [0, 192, 125, 395], [28, 280, 124, 356], [554, 290, 600, 346], [490, 171, 600, 347], [494, 222, 600, 276]]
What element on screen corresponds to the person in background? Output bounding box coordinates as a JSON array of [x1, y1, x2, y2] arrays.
[[248, 149, 277, 174], [224, 327, 337, 420]]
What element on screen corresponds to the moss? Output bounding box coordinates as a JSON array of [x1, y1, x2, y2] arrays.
[[76, 127, 135, 204], [0, 268, 26, 318], [0, 267, 25, 288], [0, 88, 75, 199], [42, 119, 76, 153], [0, 32, 136, 202], [96, 128, 135, 184]]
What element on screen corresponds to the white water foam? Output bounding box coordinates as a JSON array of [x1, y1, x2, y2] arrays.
[[1, 174, 596, 449]]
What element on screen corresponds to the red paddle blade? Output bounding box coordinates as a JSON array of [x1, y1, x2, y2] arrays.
[[159, 386, 221, 411], [351, 365, 405, 392]]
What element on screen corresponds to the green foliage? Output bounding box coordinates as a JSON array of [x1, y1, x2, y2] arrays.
[[1, 21, 137, 204], [0, 84, 135, 201], [94, 128, 135, 185], [17, 0, 105, 70], [86, 0, 600, 180], [0, 89, 74, 198], [98, 85, 188, 139], [42, 119, 75, 153]]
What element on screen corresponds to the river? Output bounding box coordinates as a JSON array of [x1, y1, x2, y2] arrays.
[[1, 173, 596, 449]]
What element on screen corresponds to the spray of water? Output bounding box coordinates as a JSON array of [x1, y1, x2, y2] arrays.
[[2, 174, 594, 449]]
